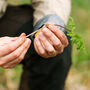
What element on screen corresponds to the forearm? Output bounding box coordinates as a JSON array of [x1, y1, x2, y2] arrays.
[[32, 0, 71, 25]]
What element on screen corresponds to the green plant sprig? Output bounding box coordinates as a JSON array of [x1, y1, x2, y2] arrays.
[[66, 17, 85, 50]]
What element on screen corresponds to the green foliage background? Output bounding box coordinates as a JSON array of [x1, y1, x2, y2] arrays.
[[0, 0, 90, 90]]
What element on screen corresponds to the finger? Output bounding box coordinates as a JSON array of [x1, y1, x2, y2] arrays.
[[34, 37, 49, 58], [38, 32, 56, 56], [47, 51, 57, 57], [0, 33, 26, 57], [0, 38, 31, 66], [42, 27, 63, 51], [0, 36, 17, 41], [58, 45, 64, 54], [9, 37, 18, 41], [46, 24, 69, 47], [0, 37, 18, 46], [2, 40, 30, 69]]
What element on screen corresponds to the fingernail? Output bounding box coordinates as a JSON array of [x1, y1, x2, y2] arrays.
[[20, 33, 26, 37]]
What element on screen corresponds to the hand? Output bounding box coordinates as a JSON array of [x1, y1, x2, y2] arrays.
[[34, 23, 69, 58], [0, 33, 31, 69]]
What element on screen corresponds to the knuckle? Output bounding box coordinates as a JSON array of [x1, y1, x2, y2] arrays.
[[19, 56, 24, 60], [55, 42, 61, 47], [41, 51, 46, 56], [41, 37, 46, 42], [39, 34, 46, 42], [65, 40, 69, 47], [48, 49, 55, 54], [59, 33, 65, 39], [13, 60, 20, 65], [59, 49, 64, 54], [41, 38, 47, 43], [14, 59, 19, 64], [7, 45, 14, 53], [46, 31, 52, 37], [13, 52, 20, 58], [49, 50, 54, 53], [59, 34, 64, 38]]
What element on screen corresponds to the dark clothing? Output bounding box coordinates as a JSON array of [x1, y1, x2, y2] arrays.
[[0, 5, 72, 90]]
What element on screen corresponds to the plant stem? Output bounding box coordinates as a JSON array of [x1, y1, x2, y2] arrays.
[[55, 24, 72, 32], [26, 24, 72, 38]]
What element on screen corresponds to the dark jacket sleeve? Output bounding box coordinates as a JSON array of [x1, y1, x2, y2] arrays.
[[33, 14, 66, 33]]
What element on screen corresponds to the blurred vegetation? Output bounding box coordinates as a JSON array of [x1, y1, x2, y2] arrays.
[[0, 0, 90, 90], [72, 0, 90, 64]]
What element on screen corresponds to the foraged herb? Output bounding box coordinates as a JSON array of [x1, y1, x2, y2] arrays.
[[66, 17, 85, 50]]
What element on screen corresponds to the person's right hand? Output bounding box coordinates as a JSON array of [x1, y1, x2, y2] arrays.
[[0, 33, 31, 69]]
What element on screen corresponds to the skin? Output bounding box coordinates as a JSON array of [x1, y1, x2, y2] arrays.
[[34, 23, 69, 58], [0, 23, 68, 68], [0, 33, 31, 69]]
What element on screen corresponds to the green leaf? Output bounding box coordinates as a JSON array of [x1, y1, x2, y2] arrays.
[[66, 17, 85, 51]]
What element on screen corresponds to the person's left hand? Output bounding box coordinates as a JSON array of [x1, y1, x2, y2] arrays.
[[34, 23, 69, 58]]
